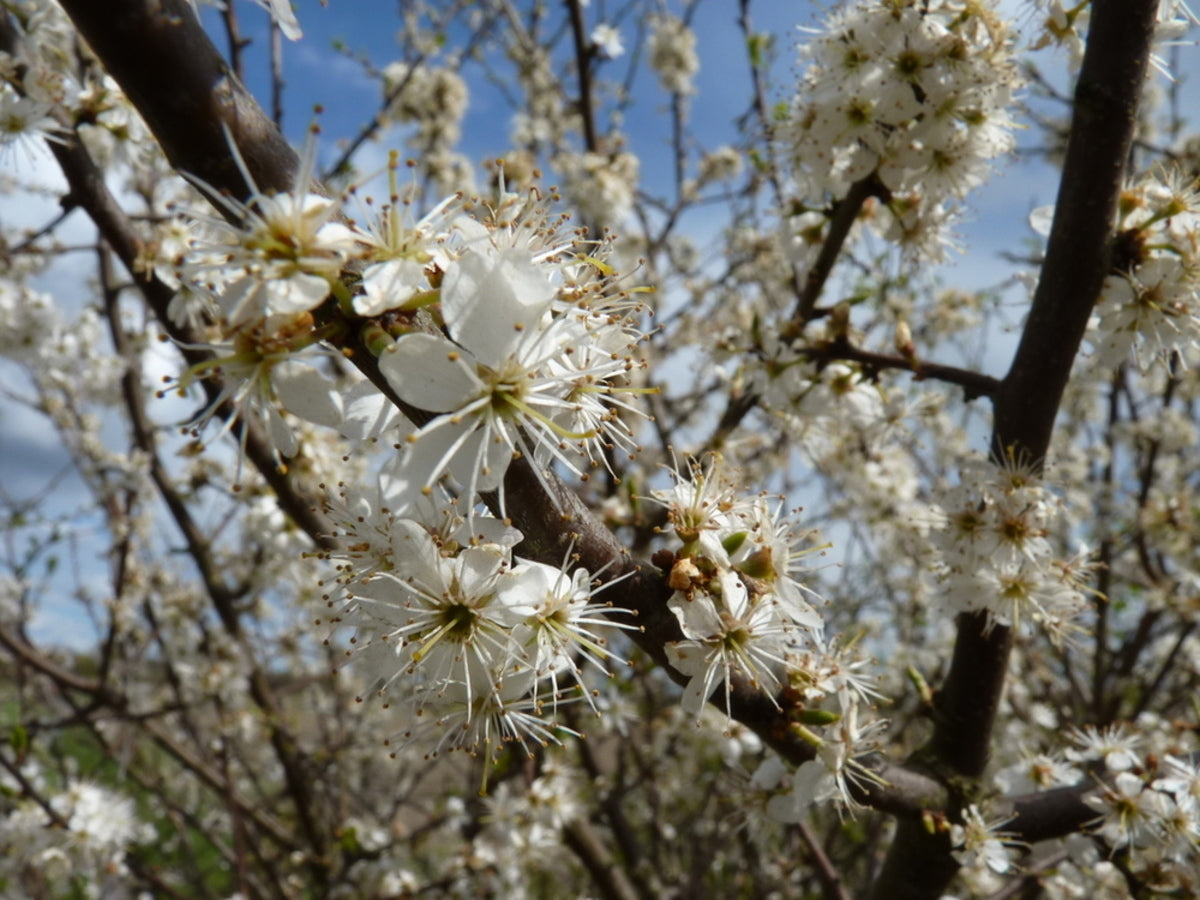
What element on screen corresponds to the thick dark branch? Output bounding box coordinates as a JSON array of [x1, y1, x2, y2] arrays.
[[874, 3, 1159, 898], [951, 0, 1158, 783], [787, 173, 886, 331], [59, 0, 296, 197], [1005, 782, 1098, 846], [991, 0, 1156, 465]]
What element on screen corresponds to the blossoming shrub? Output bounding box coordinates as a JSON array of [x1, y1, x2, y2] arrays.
[[2, 0, 1200, 897]]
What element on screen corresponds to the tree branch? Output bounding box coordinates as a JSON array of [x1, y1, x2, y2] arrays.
[[873, 2, 1160, 897], [566, 0, 599, 154], [991, 0, 1157, 466], [58, 0, 296, 198], [802, 338, 1000, 402], [787, 173, 886, 332]]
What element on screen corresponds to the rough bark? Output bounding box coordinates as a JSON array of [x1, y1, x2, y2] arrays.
[[871, 2, 1159, 897]]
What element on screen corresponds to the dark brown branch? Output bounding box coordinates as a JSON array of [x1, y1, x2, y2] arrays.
[[990, 0, 1157, 467], [566, 0, 599, 154], [798, 820, 853, 900], [562, 818, 640, 900], [704, 339, 997, 453], [963, 0, 1157, 778], [59, 0, 297, 198], [787, 173, 887, 332], [269, 16, 284, 129], [873, 2, 1160, 898], [802, 338, 1000, 402], [220, 1, 247, 82], [1004, 782, 1099, 846]]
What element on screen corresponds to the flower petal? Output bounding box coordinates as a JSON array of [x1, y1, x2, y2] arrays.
[[274, 363, 343, 428], [379, 333, 482, 413], [441, 248, 554, 369]]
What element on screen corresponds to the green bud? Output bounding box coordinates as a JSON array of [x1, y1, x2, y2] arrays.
[[361, 322, 394, 357], [738, 546, 775, 580], [795, 708, 841, 726], [721, 531, 749, 555]]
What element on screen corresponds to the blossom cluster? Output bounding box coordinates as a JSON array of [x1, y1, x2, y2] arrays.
[[949, 803, 1021, 887], [322, 481, 632, 761], [1026, 0, 1200, 72], [649, 456, 883, 813], [381, 60, 470, 188], [1085, 168, 1200, 370], [0, 283, 123, 406], [1075, 731, 1200, 894], [648, 13, 699, 96], [151, 140, 659, 758], [12, 0, 1200, 892], [784, 0, 1020, 261], [170, 150, 646, 497], [0, 3, 73, 159], [0, 768, 148, 898], [651, 456, 825, 713], [932, 458, 1089, 643], [554, 148, 640, 224]]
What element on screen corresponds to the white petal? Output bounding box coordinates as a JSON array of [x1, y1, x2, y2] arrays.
[[340, 380, 408, 443], [274, 363, 343, 428], [388, 520, 443, 583], [377, 455, 423, 512], [1029, 205, 1055, 237], [314, 222, 360, 254], [264, 404, 297, 458], [355, 258, 425, 316], [668, 593, 723, 640], [265, 271, 331, 317], [220, 277, 267, 326], [399, 417, 510, 495], [379, 333, 482, 412], [666, 642, 719, 716], [680, 674, 713, 715], [255, 0, 302, 40], [441, 248, 554, 369], [444, 425, 511, 492], [456, 544, 508, 591], [751, 757, 788, 790]]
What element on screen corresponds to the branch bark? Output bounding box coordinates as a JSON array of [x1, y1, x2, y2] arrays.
[[58, 0, 296, 197], [872, 2, 1159, 897]]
